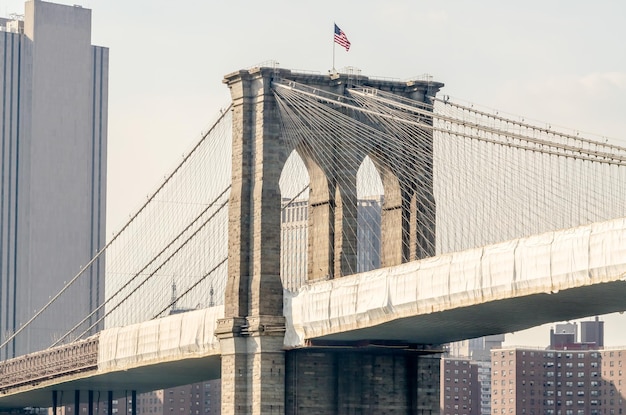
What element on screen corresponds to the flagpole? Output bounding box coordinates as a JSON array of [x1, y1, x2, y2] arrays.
[[332, 23, 336, 72]]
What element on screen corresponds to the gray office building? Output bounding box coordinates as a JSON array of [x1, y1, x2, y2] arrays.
[[0, 0, 108, 358], [581, 316, 604, 348]]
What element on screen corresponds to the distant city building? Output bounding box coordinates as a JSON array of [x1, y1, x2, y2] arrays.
[[280, 199, 308, 291], [550, 322, 578, 349], [441, 357, 481, 415], [448, 335, 505, 362], [356, 196, 382, 273], [444, 335, 504, 415], [475, 360, 494, 415], [55, 380, 221, 415], [161, 381, 220, 415], [581, 317, 604, 348], [135, 390, 164, 415], [491, 317, 626, 415], [104, 380, 220, 415], [0, 1, 108, 358], [57, 393, 134, 415]]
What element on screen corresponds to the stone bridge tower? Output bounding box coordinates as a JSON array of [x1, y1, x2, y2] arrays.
[[216, 67, 443, 415]]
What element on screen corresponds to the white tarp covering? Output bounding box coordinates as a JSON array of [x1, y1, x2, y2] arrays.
[[98, 305, 224, 371], [284, 218, 626, 347]]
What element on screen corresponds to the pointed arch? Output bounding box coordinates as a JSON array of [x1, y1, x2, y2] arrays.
[[366, 149, 409, 267], [279, 150, 310, 291], [356, 156, 383, 272]]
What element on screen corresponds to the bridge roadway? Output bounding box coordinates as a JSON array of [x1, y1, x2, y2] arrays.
[[2, 217, 626, 409]]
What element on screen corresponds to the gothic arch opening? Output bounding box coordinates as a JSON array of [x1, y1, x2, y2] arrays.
[[279, 150, 310, 291], [356, 156, 384, 273], [366, 150, 412, 268]]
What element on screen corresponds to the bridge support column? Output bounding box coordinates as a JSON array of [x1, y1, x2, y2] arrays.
[[88, 390, 94, 415], [307, 166, 334, 281], [107, 391, 113, 415], [52, 391, 58, 415], [305, 145, 360, 280], [376, 90, 439, 267], [333, 170, 358, 277], [217, 318, 286, 415], [285, 348, 441, 415], [218, 67, 287, 415], [381, 186, 412, 266], [74, 391, 80, 415], [131, 390, 137, 415]]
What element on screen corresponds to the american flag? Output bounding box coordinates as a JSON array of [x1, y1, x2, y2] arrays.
[[334, 24, 351, 51]]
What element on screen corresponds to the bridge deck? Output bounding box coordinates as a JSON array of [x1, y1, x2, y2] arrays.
[[2, 218, 626, 408], [0, 307, 223, 408], [286, 217, 626, 345]]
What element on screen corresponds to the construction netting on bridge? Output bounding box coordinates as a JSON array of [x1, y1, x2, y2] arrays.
[[5, 71, 626, 357], [98, 305, 224, 370], [284, 216, 626, 347]]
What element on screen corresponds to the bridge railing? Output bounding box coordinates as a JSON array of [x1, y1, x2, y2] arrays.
[[0, 337, 98, 393]]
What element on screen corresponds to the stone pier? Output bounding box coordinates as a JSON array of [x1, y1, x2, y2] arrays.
[[217, 66, 443, 415]]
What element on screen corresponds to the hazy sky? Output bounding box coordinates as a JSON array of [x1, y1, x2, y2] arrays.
[[3, 0, 626, 347]]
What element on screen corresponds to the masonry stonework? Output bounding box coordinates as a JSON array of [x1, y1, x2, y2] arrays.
[[217, 67, 443, 415], [217, 68, 287, 415], [285, 349, 441, 415]]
